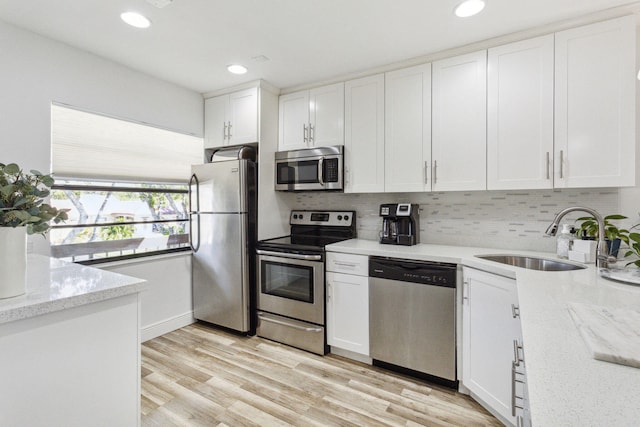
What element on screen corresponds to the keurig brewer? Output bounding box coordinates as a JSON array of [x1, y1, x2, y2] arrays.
[[379, 203, 420, 246]]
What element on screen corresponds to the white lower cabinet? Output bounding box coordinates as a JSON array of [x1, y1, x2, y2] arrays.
[[462, 267, 522, 425], [326, 252, 369, 357]]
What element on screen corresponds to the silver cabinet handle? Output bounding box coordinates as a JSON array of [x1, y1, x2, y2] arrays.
[[433, 160, 438, 184], [309, 123, 314, 144], [223, 122, 228, 140], [345, 169, 350, 185], [327, 281, 331, 300], [511, 362, 526, 416], [462, 280, 469, 303], [258, 313, 323, 332], [513, 339, 524, 367], [334, 261, 358, 267], [559, 150, 564, 179], [424, 161, 428, 185], [228, 121, 232, 138], [512, 304, 520, 319], [546, 152, 550, 180], [256, 249, 322, 261], [303, 124, 308, 142]]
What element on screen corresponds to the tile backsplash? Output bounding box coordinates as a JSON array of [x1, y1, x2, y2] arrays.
[[281, 188, 622, 252]]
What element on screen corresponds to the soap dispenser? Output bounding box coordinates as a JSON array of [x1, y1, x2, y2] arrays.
[[556, 224, 573, 259]]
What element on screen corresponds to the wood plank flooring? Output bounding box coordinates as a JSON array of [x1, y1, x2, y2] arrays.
[[141, 323, 501, 426]]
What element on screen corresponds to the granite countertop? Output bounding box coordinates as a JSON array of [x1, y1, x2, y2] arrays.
[[327, 239, 640, 427], [0, 254, 146, 325]]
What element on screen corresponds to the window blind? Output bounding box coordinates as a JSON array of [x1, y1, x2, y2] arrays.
[[51, 104, 203, 183]]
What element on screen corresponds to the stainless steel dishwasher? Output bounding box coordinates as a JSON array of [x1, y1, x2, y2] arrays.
[[369, 256, 457, 387]]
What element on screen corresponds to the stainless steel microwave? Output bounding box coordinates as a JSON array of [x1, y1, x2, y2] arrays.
[[274, 146, 344, 191]]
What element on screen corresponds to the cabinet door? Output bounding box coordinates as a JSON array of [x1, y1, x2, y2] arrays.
[[229, 87, 258, 145], [326, 271, 369, 356], [384, 64, 431, 192], [432, 51, 487, 191], [462, 267, 519, 424], [487, 35, 554, 190], [278, 90, 310, 150], [204, 95, 228, 149], [554, 16, 636, 188], [310, 83, 345, 147], [344, 74, 385, 193]]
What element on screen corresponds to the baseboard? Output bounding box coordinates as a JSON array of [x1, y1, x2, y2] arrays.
[[329, 346, 373, 364], [141, 311, 195, 342]]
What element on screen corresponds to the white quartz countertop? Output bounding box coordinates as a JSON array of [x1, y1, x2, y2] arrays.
[[326, 239, 640, 427], [0, 254, 146, 325]]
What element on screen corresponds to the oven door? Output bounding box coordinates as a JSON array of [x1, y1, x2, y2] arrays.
[[256, 250, 325, 325]]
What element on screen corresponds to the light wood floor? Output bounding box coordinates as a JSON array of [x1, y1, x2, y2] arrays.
[[141, 323, 501, 426]]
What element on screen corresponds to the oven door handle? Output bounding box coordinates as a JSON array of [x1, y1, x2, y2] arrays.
[[258, 313, 323, 333], [256, 249, 322, 261]]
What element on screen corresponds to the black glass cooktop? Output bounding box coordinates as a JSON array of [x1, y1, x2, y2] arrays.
[[258, 234, 350, 250]]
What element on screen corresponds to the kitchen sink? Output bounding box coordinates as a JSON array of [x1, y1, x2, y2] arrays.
[[475, 254, 587, 272]]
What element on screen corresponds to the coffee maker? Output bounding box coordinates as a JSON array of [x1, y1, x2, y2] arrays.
[[379, 203, 420, 246]]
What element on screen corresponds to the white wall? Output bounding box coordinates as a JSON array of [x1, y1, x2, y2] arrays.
[[100, 253, 193, 341], [0, 20, 201, 336], [0, 19, 203, 255]]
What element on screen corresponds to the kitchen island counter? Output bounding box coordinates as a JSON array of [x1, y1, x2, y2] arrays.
[[327, 239, 640, 427], [0, 254, 146, 427], [0, 254, 146, 324]]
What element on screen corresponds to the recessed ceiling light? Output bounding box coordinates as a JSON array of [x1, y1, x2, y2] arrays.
[[454, 0, 486, 18], [227, 64, 248, 75], [120, 12, 152, 29]]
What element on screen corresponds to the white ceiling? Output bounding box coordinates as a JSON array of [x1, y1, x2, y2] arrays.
[[0, 0, 638, 94]]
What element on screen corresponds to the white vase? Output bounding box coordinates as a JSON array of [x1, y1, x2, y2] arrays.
[[0, 226, 27, 299]]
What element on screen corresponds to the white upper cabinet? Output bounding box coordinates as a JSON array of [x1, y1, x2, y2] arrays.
[[344, 74, 385, 193], [204, 87, 258, 149], [487, 35, 554, 190], [432, 51, 487, 191], [278, 83, 344, 151], [554, 16, 636, 188], [310, 83, 345, 147], [204, 96, 227, 149], [278, 90, 310, 151], [384, 64, 432, 192]]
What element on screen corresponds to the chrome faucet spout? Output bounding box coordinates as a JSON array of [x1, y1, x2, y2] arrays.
[[546, 206, 614, 269]]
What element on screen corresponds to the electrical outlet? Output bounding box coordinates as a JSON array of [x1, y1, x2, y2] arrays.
[[27, 241, 34, 253]]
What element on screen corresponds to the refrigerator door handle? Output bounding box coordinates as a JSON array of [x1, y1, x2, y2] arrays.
[[188, 173, 201, 252]]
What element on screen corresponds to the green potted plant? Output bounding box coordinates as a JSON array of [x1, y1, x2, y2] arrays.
[[574, 214, 629, 257], [0, 162, 68, 298], [622, 220, 640, 268]]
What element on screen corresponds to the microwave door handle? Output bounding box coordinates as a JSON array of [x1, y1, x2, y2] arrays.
[[317, 158, 324, 186]]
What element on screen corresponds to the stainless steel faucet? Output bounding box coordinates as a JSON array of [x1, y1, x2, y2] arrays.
[[545, 206, 616, 269]]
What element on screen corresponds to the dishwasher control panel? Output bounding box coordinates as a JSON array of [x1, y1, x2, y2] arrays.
[[369, 256, 456, 287]]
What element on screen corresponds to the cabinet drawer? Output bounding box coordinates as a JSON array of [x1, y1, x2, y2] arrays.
[[326, 252, 368, 276]]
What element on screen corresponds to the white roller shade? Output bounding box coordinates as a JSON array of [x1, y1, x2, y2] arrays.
[[52, 104, 203, 183]]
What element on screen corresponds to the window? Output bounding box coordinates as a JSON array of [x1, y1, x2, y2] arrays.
[[50, 104, 202, 263], [50, 181, 189, 263]]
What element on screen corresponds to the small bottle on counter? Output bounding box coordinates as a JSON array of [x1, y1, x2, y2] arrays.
[[556, 224, 574, 259]]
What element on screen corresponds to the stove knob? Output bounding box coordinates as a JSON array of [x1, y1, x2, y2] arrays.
[[293, 214, 298, 219], [344, 215, 349, 221], [299, 214, 304, 219], [337, 215, 343, 220]]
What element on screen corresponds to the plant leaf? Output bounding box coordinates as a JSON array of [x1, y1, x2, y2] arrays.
[[4, 164, 20, 175]]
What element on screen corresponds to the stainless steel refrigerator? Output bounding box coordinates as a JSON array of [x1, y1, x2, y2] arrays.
[[189, 146, 257, 334]]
